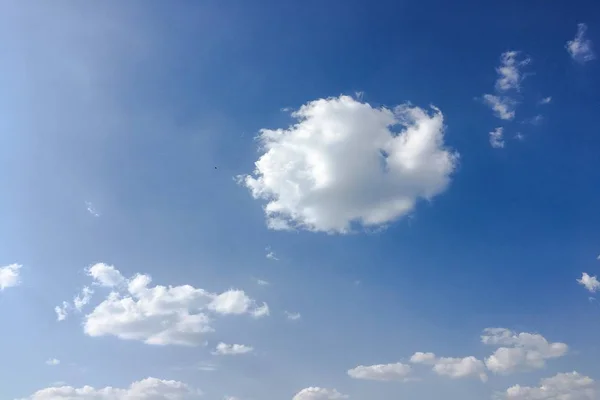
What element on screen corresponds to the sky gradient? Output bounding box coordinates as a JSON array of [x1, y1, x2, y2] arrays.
[[1, 1, 600, 399]]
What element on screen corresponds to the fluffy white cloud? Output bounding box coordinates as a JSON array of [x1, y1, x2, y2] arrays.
[[83, 265, 269, 346], [292, 387, 348, 400], [0, 263, 22, 290], [578, 273, 600, 293], [495, 51, 530, 92], [347, 362, 412, 381], [489, 127, 505, 148], [410, 352, 487, 381], [212, 342, 254, 355], [87, 263, 126, 288], [18, 377, 201, 399], [240, 95, 458, 234], [482, 328, 568, 374], [483, 94, 516, 120], [566, 23, 595, 63], [502, 372, 595, 399], [55, 302, 69, 321], [45, 358, 60, 366]]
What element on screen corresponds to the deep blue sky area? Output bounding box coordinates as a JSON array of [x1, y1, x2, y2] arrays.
[[1, 1, 600, 399]]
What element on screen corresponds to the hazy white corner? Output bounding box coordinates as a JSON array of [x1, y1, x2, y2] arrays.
[[0, 263, 22, 290], [82, 264, 269, 346], [483, 94, 516, 120], [578, 273, 600, 292], [45, 358, 60, 366], [566, 23, 596, 63], [489, 127, 505, 149], [240, 95, 458, 234], [482, 328, 568, 374], [212, 342, 254, 355], [501, 372, 595, 399], [410, 352, 487, 381], [18, 377, 201, 400], [292, 387, 348, 400], [347, 362, 412, 381], [495, 51, 531, 92]]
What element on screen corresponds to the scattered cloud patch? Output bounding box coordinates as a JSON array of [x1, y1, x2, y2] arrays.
[[55, 302, 70, 321], [212, 342, 254, 356], [514, 132, 525, 141], [80, 264, 269, 346], [85, 201, 100, 217], [495, 51, 531, 92], [266, 247, 279, 261], [347, 362, 412, 381], [45, 358, 60, 366], [256, 278, 269, 286], [482, 328, 568, 374], [566, 23, 596, 63], [578, 273, 600, 292], [489, 127, 505, 148], [410, 352, 487, 381], [0, 263, 22, 290], [285, 311, 301, 321], [539, 96, 552, 105], [293, 387, 348, 400], [501, 372, 595, 399], [18, 377, 201, 400], [483, 95, 516, 120], [240, 95, 458, 234], [73, 286, 93, 311]]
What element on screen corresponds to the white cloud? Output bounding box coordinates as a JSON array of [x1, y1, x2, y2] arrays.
[[240, 95, 458, 234], [55, 302, 70, 321], [410, 352, 487, 381], [45, 358, 60, 366], [489, 127, 505, 148], [85, 201, 100, 217], [285, 311, 301, 321], [212, 342, 254, 356], [482, 328, 568, 374], [18, 377, 201, 399], [566, 23, 596, 63], [256, 279, 269, 286], [0, 263, 22, 290], [502, 372, 595, 399], [292, 387, 348, 400], [539, 96, 552, 105], [578, 273, 600, 293], [495, 51, 531, 92], [73, 286, 94, 311], [347, 362, 412, 381], [87, 263, 126, 288], [266, 247, 279, 261], [83, 265, 269, 346], [483, 94, 516, 120]]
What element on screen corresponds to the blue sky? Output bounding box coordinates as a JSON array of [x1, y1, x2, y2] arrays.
[[1, 0, 600, 399]]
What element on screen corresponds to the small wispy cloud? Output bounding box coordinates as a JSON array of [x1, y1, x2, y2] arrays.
[[46, 358, 60, 366], [0, 263, 22, 290], [566, 23, 595, 63], [489, 127, 505, 149], [514, 132, 525, 141], [256, 278, 269, 286], [85, 201, 100, 217], [483, 94, 516, 120], [285, 311, 301, 321], [539, 96, 552, 105], [212, 343, 254, 356], [495, 51, 531, 92], [265, 247, 279, 261]]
